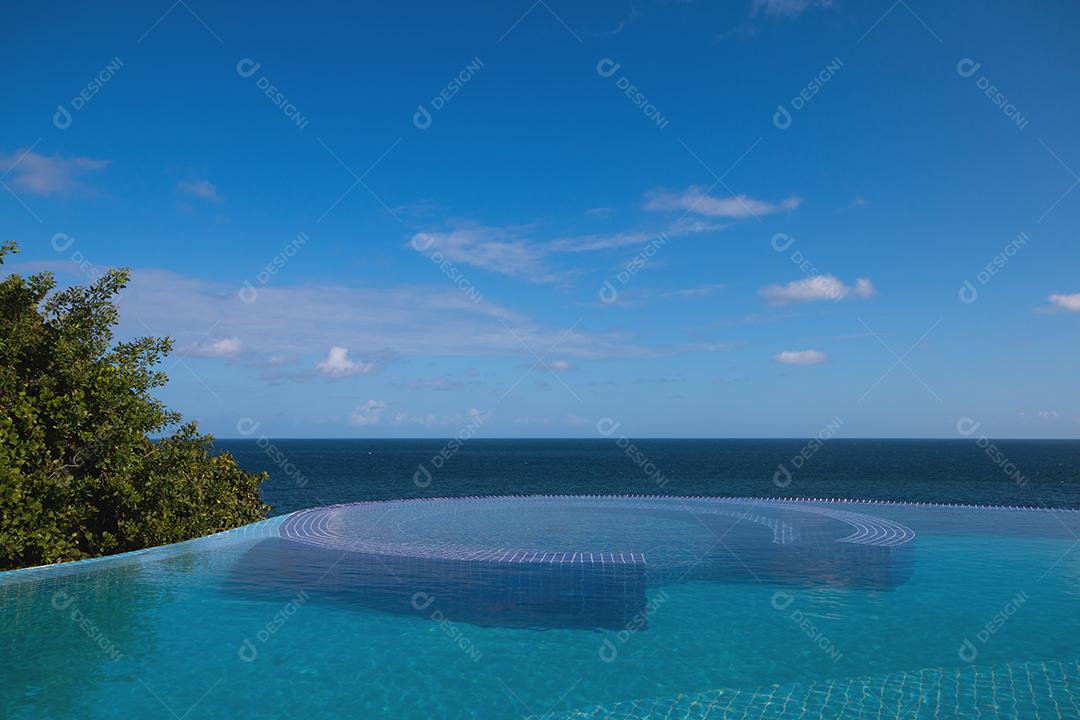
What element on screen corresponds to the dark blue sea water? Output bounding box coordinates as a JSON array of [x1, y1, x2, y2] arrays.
[[212, 439, 1080, 513]]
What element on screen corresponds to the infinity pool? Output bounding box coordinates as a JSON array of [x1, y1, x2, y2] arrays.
[[3, 496, 1080, 718]]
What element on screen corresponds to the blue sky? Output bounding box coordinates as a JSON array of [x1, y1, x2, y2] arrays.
[[4, 0, 1079, 438]]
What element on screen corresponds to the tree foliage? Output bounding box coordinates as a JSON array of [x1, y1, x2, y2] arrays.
[[0, 242, 268, 570]]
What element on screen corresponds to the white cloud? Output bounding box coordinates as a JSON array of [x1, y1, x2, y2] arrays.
[[389, 376, 466, 392], [186, 337, 242, 358], [391, 407, 491, 427], [548, 360, 572, 372], [645, 186, 801, 219], [349, 400, 387, 426], [661, 284, 725, 300], [600, 283, 725, 308], [552, 219, 727, 253], [315, 346, 378, 378], [1045, 293, 1080, 312], [773, 349, 828, 365], [410, 215, 726, 282], [678, 341, 741, 353], [752, 0, 834, 18], [108, 269, 653, 369], [759, 275, 875, 306], [177, 178, 221, 201], [549, 229, 654, 253], [410, 227, 557, 282], [0, 149, 109, 195], [1019, 410, 1062, 424]]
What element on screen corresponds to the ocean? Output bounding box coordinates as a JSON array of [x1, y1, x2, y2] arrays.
[[212, 438, 1080, 514]]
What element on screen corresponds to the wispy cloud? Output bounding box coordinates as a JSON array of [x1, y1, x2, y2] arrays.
[[177, 178, 221, 201], [315, 346, 378, 378], [185, 337, 242, 359], [349, 399, 387, 426], [607, 5, 641, 34], [773, 349, 828, 365], [645, 185, 801, 219], [0, 149, 109, 195], [751, 0, 834, 18], [600, 283, 725, 307], [410, 226, 558, 282], [108, 269, 653, 370], [1019, 410, 1061, 423], [1040, 292, 1080, 313], [391, 407, 490, 427], [759, 275, 875, 306], [388, 376, 466, 392], [411, 215, 725, 282], [674, 340, 743, 353]]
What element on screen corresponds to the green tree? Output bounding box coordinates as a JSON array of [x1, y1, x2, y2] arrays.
[[0, 242, 268, 570]]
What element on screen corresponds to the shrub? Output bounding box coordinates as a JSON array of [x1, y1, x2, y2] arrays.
[[0, 242, 268, 570]]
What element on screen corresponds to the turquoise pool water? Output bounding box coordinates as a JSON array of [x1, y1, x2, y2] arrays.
[[3, 496, 1080, 718]]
